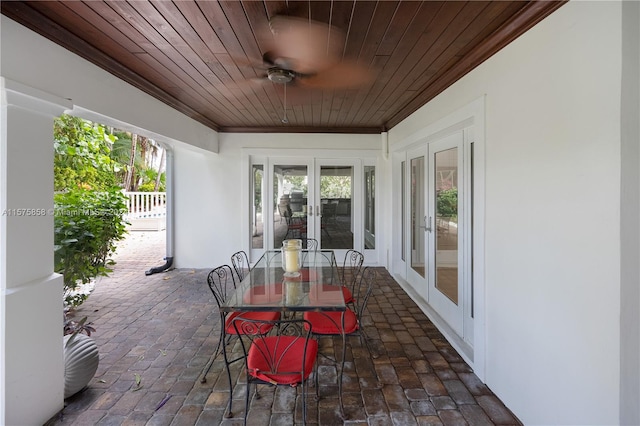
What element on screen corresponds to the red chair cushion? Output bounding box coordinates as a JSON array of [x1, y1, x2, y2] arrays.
[[247, 336, 318, 385], [303, 309, 358, 334], [225, 311, 280, 335], [310, 284, 353, 303], [299, 268, 318, 282], [342, 287, 353, 303], [243, 284, 283, 304]]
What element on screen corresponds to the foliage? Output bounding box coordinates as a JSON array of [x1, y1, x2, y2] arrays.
[[320, 176, 351, 198], [53, 114, 164, 312], [138, 182, 156, 192], [110, 130, 164, 191], [54, 187, 128, 307], [280, 174, 352, 199], [284, 176, 307, 196], [437, 188, 458, 219], [109, 131, 134, 165], [137, 169, 165, 192], [254, 167, 263, 210], [54, 115, 119, 191], [63, 309, 96, 337]]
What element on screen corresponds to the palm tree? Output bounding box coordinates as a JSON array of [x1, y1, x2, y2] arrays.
[[109, 130, 165, 191], [124, 134, 137, 191]]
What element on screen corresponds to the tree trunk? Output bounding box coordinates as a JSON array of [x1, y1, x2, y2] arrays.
[[124, 134, 137, 191], [139, 136, 148, 167], [135, 136, 150, 192]]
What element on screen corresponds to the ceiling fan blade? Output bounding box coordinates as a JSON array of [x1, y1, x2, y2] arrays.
[[273, 82, 314, 106], [266, 15, 344, 74], [227, 76, 312, 105], [226, 74, 269, 94], [298, 61, 375, 90], [261, 51, 277, 67], [227, 55, 272, 76], [262, 51, 296, 71]]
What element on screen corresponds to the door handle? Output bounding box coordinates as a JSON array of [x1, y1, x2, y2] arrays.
[[308, 205, 313, 216], [420, 216, 432, 232]]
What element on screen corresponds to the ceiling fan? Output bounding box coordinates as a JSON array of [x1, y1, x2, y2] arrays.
[[246, 15, 374, 92], [232, 14, 374, 123]]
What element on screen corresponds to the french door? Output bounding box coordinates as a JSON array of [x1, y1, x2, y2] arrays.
[[250, 156, 365, 263], [313, 159, 359, 262], [405, 131, 472, 341], [269, 159, 314, 251], [427, 135, 464, 335], [406, 146, 429, 301]]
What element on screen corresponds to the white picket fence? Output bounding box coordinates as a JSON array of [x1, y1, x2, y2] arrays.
[[123, 191, 166, 230]]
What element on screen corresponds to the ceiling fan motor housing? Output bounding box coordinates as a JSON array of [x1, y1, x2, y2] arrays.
[[267, 67, 295, 84]]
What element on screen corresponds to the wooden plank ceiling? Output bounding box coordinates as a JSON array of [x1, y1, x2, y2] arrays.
[[2, 1, 565, 133]]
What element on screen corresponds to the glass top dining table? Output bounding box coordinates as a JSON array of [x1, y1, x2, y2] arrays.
[[221, 250, 346, 313], [219, 249, 349, 418]]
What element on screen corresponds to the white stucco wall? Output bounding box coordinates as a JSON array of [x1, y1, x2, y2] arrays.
[[169, 132, 380, 268], [389, 2, 624, 424]]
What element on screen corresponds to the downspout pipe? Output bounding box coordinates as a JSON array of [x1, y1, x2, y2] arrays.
[[146, 146, 174, 275]]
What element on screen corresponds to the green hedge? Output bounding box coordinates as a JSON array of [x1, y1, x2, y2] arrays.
[[54, 187, 128, 307], [437, 188, 458, 219]]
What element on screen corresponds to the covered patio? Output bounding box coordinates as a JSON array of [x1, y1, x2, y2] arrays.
[[52, 232, 517, 425], [3, 2, 639, 424]]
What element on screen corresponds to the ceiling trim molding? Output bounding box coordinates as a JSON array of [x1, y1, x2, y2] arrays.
[[220, 126, 383, 134]]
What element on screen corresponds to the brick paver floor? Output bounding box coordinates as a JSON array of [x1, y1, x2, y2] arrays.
[[51, 231, 520, 425]]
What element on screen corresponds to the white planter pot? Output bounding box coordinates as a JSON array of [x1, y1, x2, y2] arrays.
[[63, 334, 99, 398]]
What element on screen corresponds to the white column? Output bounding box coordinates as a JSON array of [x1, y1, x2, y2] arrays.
[[620, 1, 640, 424], [1, 78, 71, 425]]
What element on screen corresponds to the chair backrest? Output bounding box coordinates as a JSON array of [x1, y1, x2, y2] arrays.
[[352, 267, 376, 319], [206, 265, 236, 308], [231, 250, 250, 281], [321, 203, 337, 223], [342, 249, 364, 288], [303, 238, 318, 251], [231, 317, 316, 383], [277, 203, 287, 218], [281, 206, 295, 225]]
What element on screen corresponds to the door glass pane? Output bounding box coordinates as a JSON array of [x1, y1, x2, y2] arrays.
[[320, 166, 353, 249], [273, 165, 308, 249], [411, 157, 425, 277], [435, 148, 458, 304], [401, 161, 406, 261], [470, 143, 474, 317], [251, 164, 263, 249], [364, 166, 375, 249]]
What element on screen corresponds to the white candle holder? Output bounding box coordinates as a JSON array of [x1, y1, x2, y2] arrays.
[[284, 274, 303, 305], [282, 239, 302, 277]]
